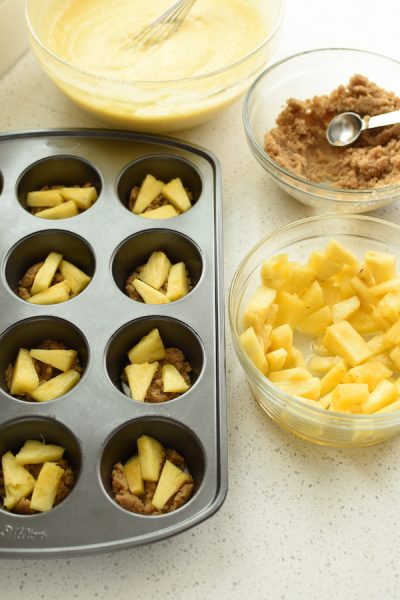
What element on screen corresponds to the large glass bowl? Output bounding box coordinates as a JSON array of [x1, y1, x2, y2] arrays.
[[229, 215, 400, 447], [25, 0, 284, 133], [243, 48, 400, 213]]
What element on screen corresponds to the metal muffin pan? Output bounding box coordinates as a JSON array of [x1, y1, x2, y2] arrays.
[[0, 128, 226, 556]]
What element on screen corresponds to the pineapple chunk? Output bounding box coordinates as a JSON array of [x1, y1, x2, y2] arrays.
[[125, 362, 158, 401], [308, 355, 339, 375], [275, 292, 305, 329], [31, 251, 63, 295], [140, 205, 179, 219], [361, 379, 398, 414], [296, 305, 332, 336], [325, 239, 359, 268], [59, 260, 91, 296], [162, 178, 191, 213], [123, 455, 144, 495], [384, 320, 400, 346], [261, 254, 289, 289], [331, 383, 369, 412], [389, 346, 400, 370], [301, 281, 324, 318], [166, 262, 189, 301], [29, 349, 77, 372], [344, 360, 392, 391], [132, 174, 165, 214], [320, 360, 347, 396], [307, 250, 342, 281], [321, 283, 343, 306], [60, 186, 97, 210], [323, 321, 371, 367], [15, 440, 64, 465], [2, 452, 36, 510], [257, 324, 272, 354], [375, 291, 400, 323], [369, 276, 400, 298], [137, 435, 164, 482], [162, 364, 189, 393], [26, 189, 63, 207], [128, 328, 166, 364], [365, 250, 396, 284], [132, 279, 170, 304], [152, 459, 191, 510], [349, 308, 381, 335], [30, 369, 80, 402], [239, 327, 268, 375], [27, 280, 71, 305], [350, 275, 375, 305], [265, 303, 279, 327], [288, 347, 307, 369], [30, 461, 64, 512], [376, 398, 400, 413], [367, 334, 393, 357], [244, 286, 277, 332], [284, 263, 315, 294], [357, 264, 375, 286], [35, 200, 78, 219], [10, 348, 39, 396], [331, 296, 360, 323], [276, 377, 321, 400], [269, 324, 293, 354], [139, 251, 171, 290], [269, 367, 312, 383], [266, 348, 288, 371]]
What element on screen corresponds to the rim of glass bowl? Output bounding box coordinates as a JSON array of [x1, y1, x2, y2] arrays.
[[25, 0, 285, 86], [243, 47, 400, 205], [228, 213, 400, 425]]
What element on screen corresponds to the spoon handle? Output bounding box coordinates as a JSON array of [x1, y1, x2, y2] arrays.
[[366, 109, 400, 131]]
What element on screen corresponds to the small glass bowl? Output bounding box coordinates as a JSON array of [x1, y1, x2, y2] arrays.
[[229, 214, 400, 447], [243, 48, 400, 213]]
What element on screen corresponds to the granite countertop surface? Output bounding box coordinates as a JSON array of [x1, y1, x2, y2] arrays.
[[1, 0, 400, 598]]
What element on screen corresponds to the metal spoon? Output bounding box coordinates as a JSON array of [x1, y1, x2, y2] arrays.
[[326, 109, 400, 147]]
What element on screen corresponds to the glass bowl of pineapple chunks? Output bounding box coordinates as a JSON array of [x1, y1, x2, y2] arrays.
[[229, 214, 400, 447]]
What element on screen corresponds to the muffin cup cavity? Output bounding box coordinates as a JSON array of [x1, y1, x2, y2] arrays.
[[16, 155, 102, 215], [0, 415, 82, 516], [105, 317, 204, 401], [112, 229, 203, 301], [4, 229, 95, 301], [117, 155, 203, 214], [0, 316, 89, 401], [99, 417, 205, 514]]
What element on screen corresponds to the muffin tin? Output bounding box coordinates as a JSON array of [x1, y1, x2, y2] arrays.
[[0, 128, 226, 556]]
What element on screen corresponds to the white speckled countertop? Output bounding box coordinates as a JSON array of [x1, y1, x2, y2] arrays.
[[2, 1, 400, 598]]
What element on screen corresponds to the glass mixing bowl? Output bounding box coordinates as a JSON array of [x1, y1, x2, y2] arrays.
[[243, 48, 400, 213], [229, 214, 400, 447], [26, 0, 284, 133]]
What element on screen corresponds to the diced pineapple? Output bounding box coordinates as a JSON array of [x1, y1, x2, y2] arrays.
[[357, 264, 375, 286], [139, 251, 171, 290], [30, 461, 64, 512], [361, 379, 398, 414], [239, 327, 268, 375], [123, 455, 144, 496], [152, 459, 190, 510], [344, 360, 392, 391], [296, 305, 332, 336], [162, 364, 189, 393], [389, 346, 400, 370], [321, 282, 343, 306], [319, 392, 333, 410], [323, 321, 371, 367], [166, 262, 189, 301], [349, 308, 381, 335], [350, 275, 375, 305], [266, 348, 288, 371], [369, 277, 400, 298], [269, 324, 293, 354], [244, 286, 277, 332], [29, 349, 77, 372], [275, 291, 305, 329], [311, 339, 331, 357], [260, 254, 289, 289], [301, 280, 324, 317], [331, 296, 360, 323], [308, 355, 339, 375], [26, 190, 63, 208], [283, 263, 315, 294], [137, 435, 165, 482], [384, 320, 400, 346], [10, 348, 39, 396], [367, 334, 393, 357], [365, 250, 396, 284], [307, 250, 342, 281], [162, 178, 192, 212], [265, 303, 279, 327], [320, 360, 347, 396], [140, 205, 179, 219], [35, 200, 78, 219], [376, 398, 400, 413], [2, 452, 36, 510], [60, 186, 97, 210], [132, 174, 165, 214], [30, 369, 80, 402], [331, 383, 369, 412], [15, 440, 65, 465], [132, 279, 170, 304], [27, 280, 71, 305], [59, 260, 91, 296], [375, 291, 400, 323], [31, 251, 63, 296], [128, 329, 166, 364], [287, 347, 307, 369], [277, 377, 321, 400], [325, 239, 359, 268], [125, 362, 159, 401], [257, 324, 272, 354], [268, 367, 312, 383]]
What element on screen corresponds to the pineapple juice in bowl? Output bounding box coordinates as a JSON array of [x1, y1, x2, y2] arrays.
[[229, 215, 400, 447]]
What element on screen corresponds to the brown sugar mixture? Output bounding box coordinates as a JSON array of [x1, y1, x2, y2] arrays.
[[125, 263, 192, 302], [264, 75, 400, 189], [112, 448, 194, 515]]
